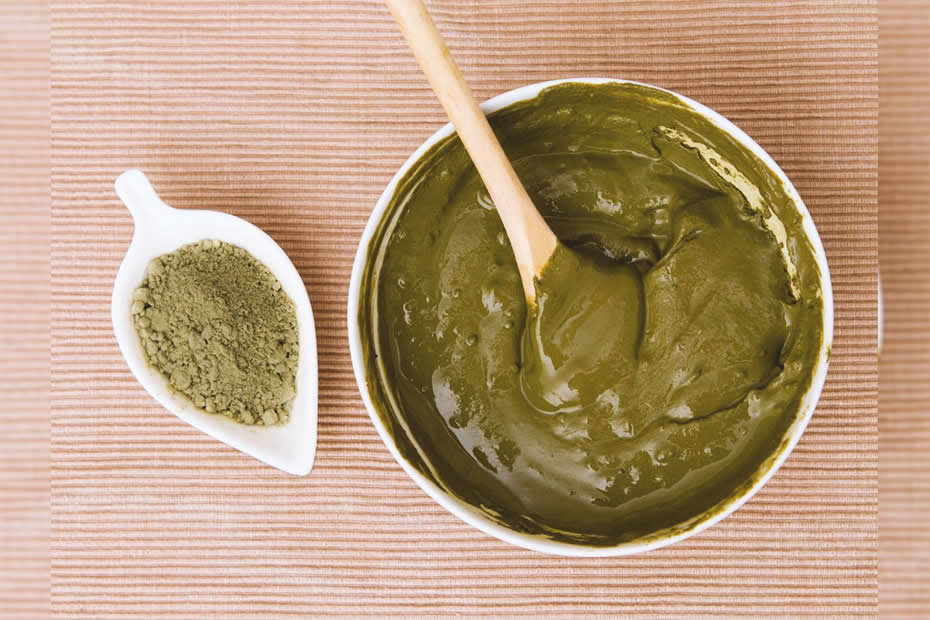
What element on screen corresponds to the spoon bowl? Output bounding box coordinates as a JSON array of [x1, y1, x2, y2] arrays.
[[111, 169, 318, 475]]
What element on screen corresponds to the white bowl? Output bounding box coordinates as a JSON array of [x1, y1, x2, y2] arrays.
[[112, 170, 318, 476], [348, 78, 834, 555]]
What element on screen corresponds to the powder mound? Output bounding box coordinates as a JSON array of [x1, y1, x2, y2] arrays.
[[131, 239, 299, 426]]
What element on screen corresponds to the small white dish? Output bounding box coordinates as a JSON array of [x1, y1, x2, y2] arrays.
[[348, 78, 834, 556], [111, 170, 318, 475]]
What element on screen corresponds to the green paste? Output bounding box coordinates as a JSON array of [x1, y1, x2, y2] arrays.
[[132, 240, 298, 426], [360, 82, 824, 545]]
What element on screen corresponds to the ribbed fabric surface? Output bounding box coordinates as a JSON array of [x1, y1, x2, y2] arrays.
[[50, 1, 877, 616], [0, 2, 49, 618], [878, 1, 930, 617]]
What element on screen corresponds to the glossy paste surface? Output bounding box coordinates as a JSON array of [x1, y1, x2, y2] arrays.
[[360, 83, 823, 545]]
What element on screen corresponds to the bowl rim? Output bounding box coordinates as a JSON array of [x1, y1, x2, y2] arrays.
[[347, 77, 834, 556]]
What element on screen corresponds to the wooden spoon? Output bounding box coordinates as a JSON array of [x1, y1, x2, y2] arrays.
[[385, 0, 558, 305]]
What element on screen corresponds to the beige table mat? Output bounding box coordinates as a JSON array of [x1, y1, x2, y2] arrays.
[[879, 1, 930, 617], [0, 3, 49, 618], [51, 1, 878, 616]]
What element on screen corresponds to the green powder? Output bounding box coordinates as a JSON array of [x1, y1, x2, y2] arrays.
[[131, 239, 299, 426]]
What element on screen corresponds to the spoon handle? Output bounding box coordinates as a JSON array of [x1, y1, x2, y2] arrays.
[[385, 0, 557, 303], [115, 169, 174, 228]]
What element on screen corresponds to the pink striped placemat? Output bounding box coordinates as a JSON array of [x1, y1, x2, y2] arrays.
[[50, 1, 878, 616]]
